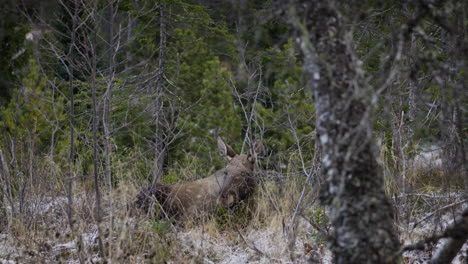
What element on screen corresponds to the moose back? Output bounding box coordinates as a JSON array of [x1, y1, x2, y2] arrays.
[[135, 138, 262, 220]]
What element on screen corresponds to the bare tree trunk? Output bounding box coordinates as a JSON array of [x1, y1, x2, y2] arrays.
[[66, 0, 77, 233], [90, 23, 105, 259], [0, 150, 14, 227], [407, 33, 417, 142], [104, 0, 115, 202], [126, 14, 136, 70], [65, 2, 87, 263], [451, 5, 467, 192], [153, 3, 167, 184], [290, 1, 400, 263], [10, 92, 24, 215], [103, 1, 116, 259], [440, 7, 467, 191]]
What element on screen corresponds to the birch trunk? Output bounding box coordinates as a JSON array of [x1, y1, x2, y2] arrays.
[[290, 1, 400, 263], [153, 3, 167, 184]]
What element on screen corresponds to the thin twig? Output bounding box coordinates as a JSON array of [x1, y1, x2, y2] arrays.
[[236, 228, 267, 258], [402, 207, 468, 254], [412, 199, 468, 229]]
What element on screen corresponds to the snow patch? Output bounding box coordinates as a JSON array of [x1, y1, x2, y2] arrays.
[[0, 259, 17, 264], [176, 219, 330, 263], [412, 145, 443, 169], [53, 241, 76, 252], [403, 204, 468, 264]]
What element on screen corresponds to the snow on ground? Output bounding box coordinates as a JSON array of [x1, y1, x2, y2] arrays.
[[402, 202, 468, 264], [176, 219, 331, 264], [0, 234, 17, 264], [1, 193, 466, 263], [0, 195, 99, 264], [412, 144, 443, 169], [403, 239, 468, 264]]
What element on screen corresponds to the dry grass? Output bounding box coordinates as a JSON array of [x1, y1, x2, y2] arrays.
[[2, 144, 465, 263], [0, 171, 329, 263]]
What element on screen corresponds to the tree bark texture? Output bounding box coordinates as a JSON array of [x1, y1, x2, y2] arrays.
[[90, 25, 105, 259], [153, 3, 167, 184], [104, 0, 115, 193], [290, 1, 401, 263], [66, 0, 78, 232]]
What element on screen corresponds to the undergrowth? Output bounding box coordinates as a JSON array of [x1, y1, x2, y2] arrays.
[[1, 147, 463, 263]]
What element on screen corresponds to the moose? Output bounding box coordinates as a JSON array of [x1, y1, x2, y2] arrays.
[[135, 138, 262, 220]]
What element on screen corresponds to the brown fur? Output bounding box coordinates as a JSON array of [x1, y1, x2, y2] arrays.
[[135, 138, 262, 220]]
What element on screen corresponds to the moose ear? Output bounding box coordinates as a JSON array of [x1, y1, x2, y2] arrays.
[[249, 140, 263, 163], [248, 140, 263, 161], [217, 137, 236, 160]]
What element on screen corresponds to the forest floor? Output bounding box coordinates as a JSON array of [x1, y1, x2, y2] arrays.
[[400, 199, 468, 264], [0, 191, 328, 263], [0, 188, 466, 263]]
